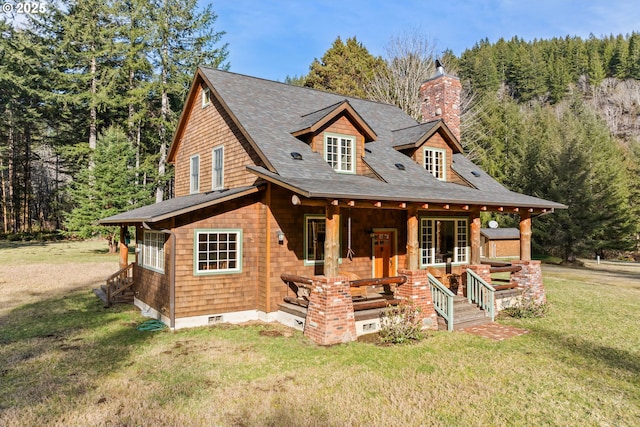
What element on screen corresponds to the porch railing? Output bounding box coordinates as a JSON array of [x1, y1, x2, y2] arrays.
[[428, 273, 455, 332], [466, 269, 495, 322]]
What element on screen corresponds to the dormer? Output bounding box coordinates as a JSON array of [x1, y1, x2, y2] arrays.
[[291, 100, 377, 176], [392, 120, 463, 183]]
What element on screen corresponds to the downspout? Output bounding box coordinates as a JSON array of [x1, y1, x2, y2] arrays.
[[142, 222, 176, 330]]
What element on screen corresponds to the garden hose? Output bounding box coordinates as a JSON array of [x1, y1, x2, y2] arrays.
[[136, 319, 167, 331]]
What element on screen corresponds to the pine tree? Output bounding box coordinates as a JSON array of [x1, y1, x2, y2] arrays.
[[305, 36, 385, 99], [51, 0, 122, 150], [65, 126, 149, 251]]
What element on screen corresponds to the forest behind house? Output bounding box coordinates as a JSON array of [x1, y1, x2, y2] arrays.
[[1, 3, 639, 261]]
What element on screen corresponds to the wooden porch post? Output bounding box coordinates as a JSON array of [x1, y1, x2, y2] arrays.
[[406, 206, 420, 270], [324, 204, 340, 277], [520, 211, 532, 261], [470, 210, 481, 265], [119, 226, 129, 270]]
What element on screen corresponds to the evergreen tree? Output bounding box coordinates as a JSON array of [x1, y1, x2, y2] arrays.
[[65, 126, 149, 251], [304, 36, 384, 98], [533, 99, 634, 259], [51, 0, 122, 150], [626, 32, 640, 80]]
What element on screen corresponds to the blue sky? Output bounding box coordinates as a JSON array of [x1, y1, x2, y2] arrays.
[[205, 0, 640, 81]]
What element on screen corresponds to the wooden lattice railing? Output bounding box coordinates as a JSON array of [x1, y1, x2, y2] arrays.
[[105, 262, 135, 307]]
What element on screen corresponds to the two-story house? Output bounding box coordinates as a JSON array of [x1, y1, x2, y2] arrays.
[[100, 65, 564, 344]]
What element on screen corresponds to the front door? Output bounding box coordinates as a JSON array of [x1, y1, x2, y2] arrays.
[[373, 230, 396, 278]]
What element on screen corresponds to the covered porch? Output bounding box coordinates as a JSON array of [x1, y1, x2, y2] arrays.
[[277, 194, 549, 345]]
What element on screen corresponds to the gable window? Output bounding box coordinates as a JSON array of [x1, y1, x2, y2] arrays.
[[325, 133, 355, 173], [202, 86, 211, 107], [305, 215, 326, 264], [212, 145, 224, 190], [420, 218, 468, 266], [141, 231, 165, 273], [190, 154, 200, 194], [195, 229, 242, 274], [424, 147, 446, 180]]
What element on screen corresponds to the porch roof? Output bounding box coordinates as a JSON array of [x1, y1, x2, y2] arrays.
[[98, 186, 262, 225], [247, 166, 565, 210]]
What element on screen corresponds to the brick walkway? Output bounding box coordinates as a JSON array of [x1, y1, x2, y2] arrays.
[[461, 323, 529, 340]]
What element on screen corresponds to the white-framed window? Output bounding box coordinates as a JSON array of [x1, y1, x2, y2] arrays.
[[424, 147, 446, 180], [420, 218, 468, 266], [194, 229, 242, 274], [190, 154, 200, 194], [202, 86, 211, 107], [212, 145, 224, 190], [141, 231, 165, 273], [324, 133, 355, 173], [304, 215, 326, 265]]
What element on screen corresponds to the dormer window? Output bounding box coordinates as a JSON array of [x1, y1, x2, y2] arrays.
[[202, 86, 211, 108], [424, 147, 446, 180], [325, 133, 355, 174]]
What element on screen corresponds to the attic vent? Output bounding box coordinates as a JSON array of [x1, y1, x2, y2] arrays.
[[471, 171, 481, 177], [365, 148, 372, 154], [290, 152, 303, 160], [394, 163, 406, 171]]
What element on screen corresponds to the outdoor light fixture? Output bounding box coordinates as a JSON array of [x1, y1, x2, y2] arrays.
[[277, 230, 285, 244]]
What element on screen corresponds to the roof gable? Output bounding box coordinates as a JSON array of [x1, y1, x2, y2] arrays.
[[167, 69, 275, 172], [291, 100, 377, 142], [392, 119, 463, 153]]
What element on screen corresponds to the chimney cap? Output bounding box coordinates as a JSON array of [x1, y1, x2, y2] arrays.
[[435, 59, 445, 76]]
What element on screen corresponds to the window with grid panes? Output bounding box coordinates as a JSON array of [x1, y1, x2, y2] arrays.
[[195, 229, 242, 274], [424, 147, 446, 180], [324, 133, 355, 173]]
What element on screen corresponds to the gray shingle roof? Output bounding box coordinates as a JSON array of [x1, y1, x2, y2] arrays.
[[392, 121, 440, 149], [198, 67, 564, 210], [99, 186, 261, 224]]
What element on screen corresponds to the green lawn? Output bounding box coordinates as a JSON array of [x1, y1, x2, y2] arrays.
[[1, 241, 639, 426]]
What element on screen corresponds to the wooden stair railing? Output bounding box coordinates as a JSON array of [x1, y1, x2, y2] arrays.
[[105, 262, 135, 306]]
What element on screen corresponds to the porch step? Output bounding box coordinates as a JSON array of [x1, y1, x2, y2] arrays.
[[437, 296, 492, 331], [93, 284, 134, 307]]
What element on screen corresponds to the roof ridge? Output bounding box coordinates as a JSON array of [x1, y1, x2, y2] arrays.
[[392, 120, 442, 133], [198, 66, 408, 110]]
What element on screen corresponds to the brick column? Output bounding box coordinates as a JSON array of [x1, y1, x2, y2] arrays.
[[303, 276, 357, 345], [510, 260, 545, 304], [396, 269, 437, 331]]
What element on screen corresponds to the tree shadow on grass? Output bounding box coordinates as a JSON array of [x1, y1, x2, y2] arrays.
[[531, 326, 640, 379], [0, 289, 155, 413]]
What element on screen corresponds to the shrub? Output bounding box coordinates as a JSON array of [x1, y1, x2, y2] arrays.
[[378, 302, 423, 344], [502, 298, 549, 318]]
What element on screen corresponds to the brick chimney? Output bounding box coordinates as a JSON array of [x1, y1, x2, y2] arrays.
[[419, 61, 462, 141]]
